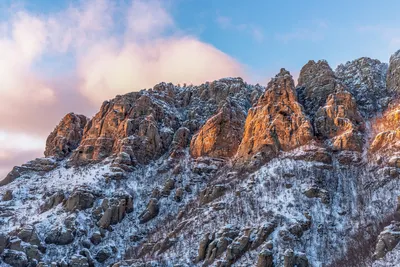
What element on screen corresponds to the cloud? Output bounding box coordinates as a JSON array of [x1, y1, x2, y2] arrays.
[[78, 37, 243, 103], [0, 0, 246, 174], [216, 14, 264, 42]]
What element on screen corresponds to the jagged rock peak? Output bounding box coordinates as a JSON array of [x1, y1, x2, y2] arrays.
[[336, 57, 389, 117], [236, 69, 314, 164], [387, 49, 400, 96], [44, 112, 88, 159], [64, 78, 262, 168], [296, 59, 341, 117]]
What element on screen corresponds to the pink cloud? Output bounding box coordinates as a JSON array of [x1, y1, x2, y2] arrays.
[[0, 0, 246, 176]]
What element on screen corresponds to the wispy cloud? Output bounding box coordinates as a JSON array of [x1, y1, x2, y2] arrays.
[[216, 14, 265, 42], [276, 20, 328, 44]]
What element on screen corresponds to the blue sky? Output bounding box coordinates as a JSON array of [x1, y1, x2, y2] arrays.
[[2, 0, 400, 80], [0, 0, 400, 177]]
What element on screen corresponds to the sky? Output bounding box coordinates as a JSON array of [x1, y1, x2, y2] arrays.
[[1, 0, 400, 178]]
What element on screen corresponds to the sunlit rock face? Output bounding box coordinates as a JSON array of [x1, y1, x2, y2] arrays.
[[314, 89, 365, 152], [370, 105, 400, 166], [190, 100, 246, 158], [44, 112, 88, 159], [67, 78, 261, 168], [236, 68, 313, 163]]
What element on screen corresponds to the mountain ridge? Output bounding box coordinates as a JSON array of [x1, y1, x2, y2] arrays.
[[1, 52, 400, 266]]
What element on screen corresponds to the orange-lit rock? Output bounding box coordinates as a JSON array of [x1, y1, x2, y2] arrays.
[[190, 101, 246, 158], [314, 89, 364, 152], [69, 91, 179, 166], [236, 69, 314, 163], [44, 113, 88, 159], [370, 106, 400, 156]]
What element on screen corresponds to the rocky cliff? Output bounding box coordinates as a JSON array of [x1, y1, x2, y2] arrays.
[[2, 51, 400, 267]]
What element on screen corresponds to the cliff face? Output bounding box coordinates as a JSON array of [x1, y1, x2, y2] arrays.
[[3, 51, 400, 267], [236, 69, 313, 164]]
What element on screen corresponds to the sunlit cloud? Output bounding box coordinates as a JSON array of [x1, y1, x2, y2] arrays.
[[0, 0, 246, 174]]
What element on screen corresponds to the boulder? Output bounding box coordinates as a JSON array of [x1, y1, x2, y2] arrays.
[[373, 221, 400, 259], [17, 224, 41, 246], [0, 233, 9, 253], [2, 190, 13, 201], [90, 231, 102, 245], [40, 191, 65, 213], [44, 113, 88, 159], [98, 195, 133, 229], [45, 226, 75, 245], [161, 179, 175, 196], [199, 184, 227, 205], [226, 229, 251, 263], [25, 245, 42, 262], [95, 246, 112, 263], [69, 254, 89, 267], [2, 249, 28, 267], [256, 249, 273, 267], [174, 188, 184, 202], [65, 187, 95, 211], [196, 233, 211, 263], [303, 186, 329, 204], [139, 198, 159, 223]]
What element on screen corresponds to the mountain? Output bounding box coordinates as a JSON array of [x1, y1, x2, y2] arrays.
[[2, 51, 400, 267]]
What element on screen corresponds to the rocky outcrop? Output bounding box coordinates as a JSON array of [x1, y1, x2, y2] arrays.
[[297, 60, 339, 117], [236, 69, 313, 163], [139, 198, 159, 223], [190, 101, 246, 158], [314, 90, 364, 152], [373, 221, 400, 259], [2, 249, 28, 267], [45, 113, 88, 159], [1, 158, 58, 186], [199, 184, 227, 205], [68, 91, 180, 167], [65, 187, 96, 211], [336, 57, 389, 117], [257, 249, 273, 267], [97, 194, 133, 229], [17, 225, 41, 246], [370, 105, 400, 162], [68, 79, 260, 168], [40, 191, 65, 213], [387, 49, 400, 96], [2, 190, 13, 201]]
